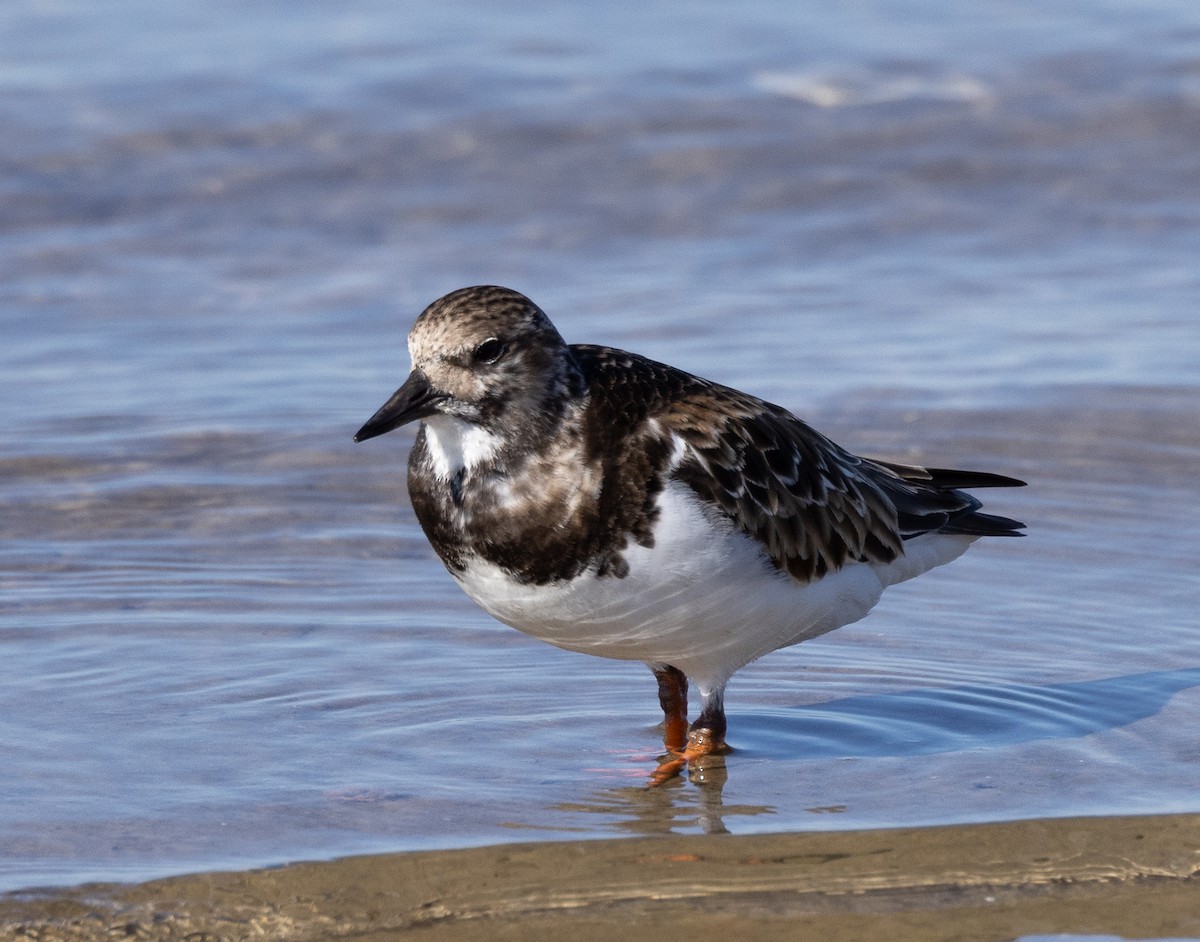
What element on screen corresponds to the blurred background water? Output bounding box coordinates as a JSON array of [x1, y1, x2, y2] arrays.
[[2, 0, 1199, 892]]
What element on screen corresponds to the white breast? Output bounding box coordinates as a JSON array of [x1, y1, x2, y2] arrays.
[[453, 480, 977, 696], [421, 415, 502, 480]]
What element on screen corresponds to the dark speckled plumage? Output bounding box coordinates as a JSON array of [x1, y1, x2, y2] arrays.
[[403, 335, 1023, 588]]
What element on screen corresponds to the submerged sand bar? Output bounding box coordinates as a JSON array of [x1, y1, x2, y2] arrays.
[[2, 813, 1198, 941]]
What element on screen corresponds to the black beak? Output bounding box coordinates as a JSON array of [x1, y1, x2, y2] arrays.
[[354, 369, 446, 443]]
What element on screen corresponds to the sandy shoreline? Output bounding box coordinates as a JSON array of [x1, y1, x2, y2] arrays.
[[2, 813, 1197, 941]]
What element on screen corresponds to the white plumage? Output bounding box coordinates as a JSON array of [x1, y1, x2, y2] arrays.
[[456, 478, 975, 699]]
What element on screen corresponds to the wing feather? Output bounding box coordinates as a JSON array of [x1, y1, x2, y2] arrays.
[[572, 344, 1025, 586]]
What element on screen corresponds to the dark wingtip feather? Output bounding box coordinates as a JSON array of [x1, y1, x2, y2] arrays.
[[871, 460, 1027, 540], [920, 467, 1027, 489], [941, 510, 1027, 537]]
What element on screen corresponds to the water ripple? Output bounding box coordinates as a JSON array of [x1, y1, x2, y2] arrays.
[[734, 670, 1200, 759]]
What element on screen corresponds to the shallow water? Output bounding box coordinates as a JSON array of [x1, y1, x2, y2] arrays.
[[2, 0, 1200, 892]]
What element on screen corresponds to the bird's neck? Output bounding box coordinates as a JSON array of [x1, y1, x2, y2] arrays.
[[420, 415, 506, 482], [420, 398, 585, 483]]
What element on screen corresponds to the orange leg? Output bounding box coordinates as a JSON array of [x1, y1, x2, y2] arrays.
[[654, 665, 689, 752], [649, 674, 729, 786]]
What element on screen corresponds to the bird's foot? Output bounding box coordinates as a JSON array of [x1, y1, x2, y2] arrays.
[[648, 727, 730, 787]]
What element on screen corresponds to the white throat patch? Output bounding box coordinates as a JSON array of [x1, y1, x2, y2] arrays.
[[422, 415, 503, 480]]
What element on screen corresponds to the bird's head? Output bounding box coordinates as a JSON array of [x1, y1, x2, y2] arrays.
[[354, 285, 581, 445]]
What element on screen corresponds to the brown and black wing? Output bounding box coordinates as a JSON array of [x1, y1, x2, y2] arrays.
[[666, 393, 909, 582], [572, 344, 1024, 586]]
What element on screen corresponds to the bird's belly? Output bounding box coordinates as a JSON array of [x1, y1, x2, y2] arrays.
[[452, 482, 972, 693]]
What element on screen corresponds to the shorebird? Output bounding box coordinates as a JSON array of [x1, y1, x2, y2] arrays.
[[355, 285, 1024, 783]]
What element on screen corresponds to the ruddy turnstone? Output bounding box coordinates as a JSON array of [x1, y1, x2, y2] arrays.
[[355, 285, 1025, 784]]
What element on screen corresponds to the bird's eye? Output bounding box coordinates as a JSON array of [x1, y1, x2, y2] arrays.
[[472, 337, 506, 364]]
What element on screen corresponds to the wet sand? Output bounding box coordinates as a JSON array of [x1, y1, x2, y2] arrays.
[[3, 813, 1197, 941]]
